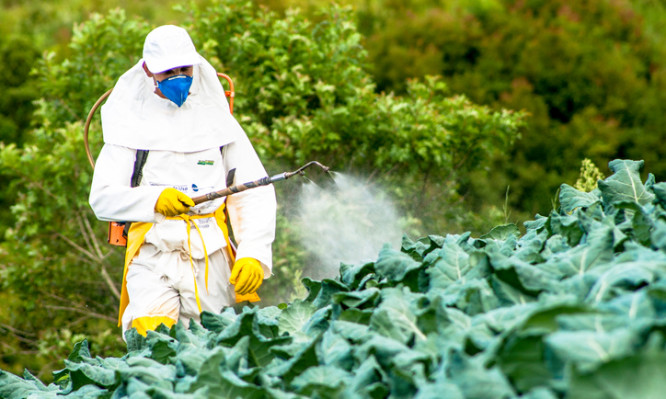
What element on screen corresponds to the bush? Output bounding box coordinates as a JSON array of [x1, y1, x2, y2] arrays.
[[356, 0, 666, 216]]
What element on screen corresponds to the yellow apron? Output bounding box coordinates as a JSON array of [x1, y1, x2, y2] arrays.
[[117, 204, 258, 326]]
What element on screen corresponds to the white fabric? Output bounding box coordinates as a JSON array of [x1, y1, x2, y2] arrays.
[[100, 57, 243, 152], [143, 216, 224, 260], [89, 139, 277, 273], [143, 25, 201, 73], [121, 244, 236, 333]]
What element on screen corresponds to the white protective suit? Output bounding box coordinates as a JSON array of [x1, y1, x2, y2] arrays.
[[89, 57, 276, 334]]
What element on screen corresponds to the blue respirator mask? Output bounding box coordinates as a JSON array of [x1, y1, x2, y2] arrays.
[[157, 74, 193, 107]]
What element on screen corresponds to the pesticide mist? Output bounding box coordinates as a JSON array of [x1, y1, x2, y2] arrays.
[[293, 172, 403, 280]]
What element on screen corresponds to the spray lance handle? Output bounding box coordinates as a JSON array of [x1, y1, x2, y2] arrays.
[[190, 161, 330, 205]]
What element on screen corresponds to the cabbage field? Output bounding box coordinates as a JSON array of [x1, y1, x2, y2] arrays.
[[3, 159, 666, 398]]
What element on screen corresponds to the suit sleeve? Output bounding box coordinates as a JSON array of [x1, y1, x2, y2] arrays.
[[223, 134, 277, 277], [89, 144, 165, 223]]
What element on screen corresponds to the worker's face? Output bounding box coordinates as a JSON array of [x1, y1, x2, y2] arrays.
[[145, 65, 194, 100], [153, 66, 194, 82]]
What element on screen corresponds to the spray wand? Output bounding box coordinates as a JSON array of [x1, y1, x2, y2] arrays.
[[191, 161, 331, 205]]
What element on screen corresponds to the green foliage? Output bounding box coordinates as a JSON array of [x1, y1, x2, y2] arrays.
[[0, 35, 39, 145], [0, 34, 40, 234], [259, 211, 309, 303], [353, 0, 666, 217], [0, 0, 211, 51], [5, 158, 666, 397]]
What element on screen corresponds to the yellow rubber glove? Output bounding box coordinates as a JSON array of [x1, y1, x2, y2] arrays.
[[229, 257, 264, 295], [235, 291, 261, 303], [154, 187, 194, 217]]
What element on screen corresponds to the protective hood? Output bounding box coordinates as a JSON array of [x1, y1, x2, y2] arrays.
[[101, 56, 242, 151]]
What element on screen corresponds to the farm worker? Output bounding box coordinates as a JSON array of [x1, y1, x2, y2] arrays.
[[89, 25, 277, 338]]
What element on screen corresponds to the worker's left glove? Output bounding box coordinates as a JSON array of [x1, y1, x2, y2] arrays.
[[229, 257, 264, 295]]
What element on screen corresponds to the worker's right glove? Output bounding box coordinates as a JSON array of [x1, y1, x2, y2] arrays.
[[235, 291, 261, 303], [229, 257, 264, 296], [154, 187, 194, 217]]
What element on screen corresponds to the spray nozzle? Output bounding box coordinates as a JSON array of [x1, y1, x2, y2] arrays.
[[285, 161, 338, 191], [284, 161, 331, 179]]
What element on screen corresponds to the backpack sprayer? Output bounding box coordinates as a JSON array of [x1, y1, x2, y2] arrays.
[[85, 73, 332, 246]]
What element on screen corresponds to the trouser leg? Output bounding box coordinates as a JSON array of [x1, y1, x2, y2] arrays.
[[122, 247, 180, 337], [177, 249, 236, 325]]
